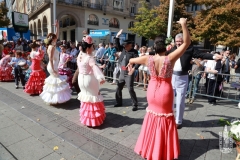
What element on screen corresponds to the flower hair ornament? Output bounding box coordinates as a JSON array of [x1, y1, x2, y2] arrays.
[[84, 35, 93, 44]]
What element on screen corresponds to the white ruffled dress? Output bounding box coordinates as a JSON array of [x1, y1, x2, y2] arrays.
[[40, 48, 72, 104], [77, 52, 106, 127]]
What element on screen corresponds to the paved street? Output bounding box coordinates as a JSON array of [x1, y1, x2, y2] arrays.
[[0, 81, 239, 160]]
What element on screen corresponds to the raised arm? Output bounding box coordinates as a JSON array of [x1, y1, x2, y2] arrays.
[[54, 20, 59, 40], [168, 18, 191, 63], [114, 29, 123, 52]]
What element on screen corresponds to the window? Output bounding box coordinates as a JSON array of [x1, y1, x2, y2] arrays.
[[88, 14, 99, 25], [128, 21, 134, 29], [130, 3, 136, 16], [109, 18, 119, 28], [113, 0, 124, 12], [27, 0, 31, 11]]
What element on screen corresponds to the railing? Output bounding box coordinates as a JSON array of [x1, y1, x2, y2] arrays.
[[113, 7, 123, 12], [87, 20, 99, 25], [187, 71, 240, 104], [58, 0, 103, 11], [129, 12, 135, 17]]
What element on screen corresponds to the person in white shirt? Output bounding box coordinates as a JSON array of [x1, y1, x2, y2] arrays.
[[14, 40, 23, 51], [95, 43, 106, 64]]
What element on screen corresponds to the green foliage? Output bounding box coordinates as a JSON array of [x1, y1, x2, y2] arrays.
[[194, 0, 240, 47], [129, 0, 197, 42], [129, 0, 167, 40], [0, 2, 11, 27]]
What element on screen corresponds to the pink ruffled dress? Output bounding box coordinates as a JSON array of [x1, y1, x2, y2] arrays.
[[58, 53, 73, 88], [0, 55, 14, 81], [134, 56, 180, 160], [77, 52, 106, 127], [24, 50, 46, 95]]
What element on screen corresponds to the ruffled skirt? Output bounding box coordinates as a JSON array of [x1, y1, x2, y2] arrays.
[[24, 70, 46, 95], [40, 74, 72, 104], [78, 73, 105, 127], [134, 112, 180, 160], [0, 65, 14, 81], [58, 68, 73, 88]]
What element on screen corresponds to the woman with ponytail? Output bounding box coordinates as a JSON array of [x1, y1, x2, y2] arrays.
[[40, 20, 72, 104]]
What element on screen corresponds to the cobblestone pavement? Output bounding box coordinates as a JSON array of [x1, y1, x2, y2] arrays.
[[0, 81, 239, 160]]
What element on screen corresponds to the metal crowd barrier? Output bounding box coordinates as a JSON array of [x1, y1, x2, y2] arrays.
[[66, 58, 150, 87], [187, 71, 240, 104]]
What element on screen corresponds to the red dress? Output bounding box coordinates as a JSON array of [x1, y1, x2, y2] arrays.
[[24, 50, 46, 95], [0, 55, 14, 81], [134, 56, 180, 160]]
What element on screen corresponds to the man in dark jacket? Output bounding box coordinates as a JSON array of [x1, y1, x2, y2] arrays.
[[168, 33, 222, 128], [114, 29, 139, 111]]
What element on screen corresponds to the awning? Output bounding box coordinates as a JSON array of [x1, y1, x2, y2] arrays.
[[89, 29, 110, 37]]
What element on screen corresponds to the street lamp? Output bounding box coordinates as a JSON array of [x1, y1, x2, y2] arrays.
[[167, 0, 175, 37]]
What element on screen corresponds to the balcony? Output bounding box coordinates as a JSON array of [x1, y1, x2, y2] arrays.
[[87, 20, 99, 25], [58, 0, 103, 11], [113, 7, 123, 12], [87, 3, 102, 10], [129, 12, 135, 17]]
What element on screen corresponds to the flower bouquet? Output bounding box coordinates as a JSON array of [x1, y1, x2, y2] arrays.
[[219, 118, 240, 154]]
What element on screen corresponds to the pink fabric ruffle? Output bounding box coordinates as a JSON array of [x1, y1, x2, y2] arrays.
[[79, 101, 105, 127], [0, 66, 14, 81], [24, 70, 46, 95], [58, 68, 73, 88], [134, 112, 180, 160]]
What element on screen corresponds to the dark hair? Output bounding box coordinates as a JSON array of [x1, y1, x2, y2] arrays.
[[46, 33, 57, 45], [215, 52, 221, 55], [81, 42, 93, 52], [154, 35, 166, 54], [29, 41, 40, 48], [109, 43, 113, 46], [16, 51, 22, 56]]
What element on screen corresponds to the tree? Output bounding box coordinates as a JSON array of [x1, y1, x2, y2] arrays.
[[128, 0, 166, 40], [193, 0, 240, 47], [156, 0, 195, 38], [129, 0, 197, 41], [0, 2, 11, 27]]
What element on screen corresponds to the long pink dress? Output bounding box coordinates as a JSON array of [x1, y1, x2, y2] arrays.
[[0, 55, 14, 81], [134, 56, 180, 160], [77, 52, 106, 127]]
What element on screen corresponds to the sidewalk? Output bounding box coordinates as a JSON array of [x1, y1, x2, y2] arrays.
[[0, 81, 239, 160]]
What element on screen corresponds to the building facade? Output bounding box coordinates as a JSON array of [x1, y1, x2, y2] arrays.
[[7, 0, 156, 46]]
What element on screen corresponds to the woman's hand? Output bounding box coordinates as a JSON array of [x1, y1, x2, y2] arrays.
[[100, 79, 105, 85], [53, 19, 58, 27], [53, 70, 58, 76]]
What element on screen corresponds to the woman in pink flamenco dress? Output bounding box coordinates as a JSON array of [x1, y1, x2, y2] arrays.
[[127, 18, 191, 160], [0, 52, 14, 81], [24, 42, 46, 95], [58, 44, 73, 88], [77, 35, 106, 127]]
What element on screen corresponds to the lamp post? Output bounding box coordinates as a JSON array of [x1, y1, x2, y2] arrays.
[[167, 0, 175, 37], [53, 0, 56, 33]]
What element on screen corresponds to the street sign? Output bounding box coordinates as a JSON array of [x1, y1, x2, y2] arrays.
[[12, 12, 29, 33]]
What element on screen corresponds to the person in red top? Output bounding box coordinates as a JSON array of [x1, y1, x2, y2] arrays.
[[2, 44, 10, 58], [24, 41, 46, 95]]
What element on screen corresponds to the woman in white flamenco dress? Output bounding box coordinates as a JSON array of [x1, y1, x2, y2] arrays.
[[77, 35, 106, 127], [40, 20, 72, 104]]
